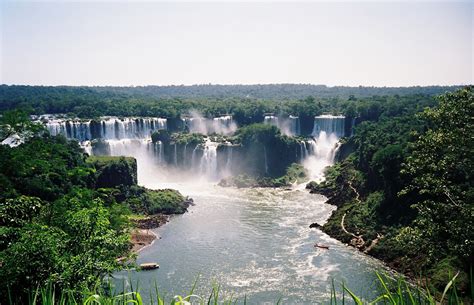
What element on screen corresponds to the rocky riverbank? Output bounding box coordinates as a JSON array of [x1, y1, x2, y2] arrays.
[[131, 214, 170, 230], [130, 229, 158, 253]]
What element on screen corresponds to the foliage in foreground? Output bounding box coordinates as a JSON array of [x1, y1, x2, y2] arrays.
[[7, 271, 471, 305], [0, 124, 190, 299]]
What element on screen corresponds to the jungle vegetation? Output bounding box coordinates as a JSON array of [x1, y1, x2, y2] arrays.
[[0, 117, 190, 301], [308, 87, 473, 298]]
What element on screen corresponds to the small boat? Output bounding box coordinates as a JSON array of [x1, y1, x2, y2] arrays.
[[314, 244, 329, 250], [139, 263, 160, 270]]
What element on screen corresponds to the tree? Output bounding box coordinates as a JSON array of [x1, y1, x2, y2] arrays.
[[402, 87, 474, 263], [0, 109, 43, 144]]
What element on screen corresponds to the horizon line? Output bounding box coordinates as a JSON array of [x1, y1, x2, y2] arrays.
[[1, 83, 471, 89]]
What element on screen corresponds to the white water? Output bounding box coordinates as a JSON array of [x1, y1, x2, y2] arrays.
[[44, 117, 167, 141], [183, 114, 237, 135], [199, 139, 218, 180], [264, 115, 301, 136], [302, 115, 345, 182], [312, 115, 345, 138], [225, 146, 233, 175]]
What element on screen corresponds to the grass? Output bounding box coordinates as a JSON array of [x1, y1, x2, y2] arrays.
[[8, 271, 471, 305]]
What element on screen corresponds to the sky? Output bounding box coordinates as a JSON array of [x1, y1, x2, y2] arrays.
[[0, 1, 472, 86]]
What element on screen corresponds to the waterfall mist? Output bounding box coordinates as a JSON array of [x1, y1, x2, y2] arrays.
[[264, 115, 301, 137], [183, 111, 237, 135]]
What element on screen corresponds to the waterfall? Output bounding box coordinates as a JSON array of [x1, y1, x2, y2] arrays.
[[212, 115, 237, 135], [303, 115, 346, 182], [289, 115, 301, 136], [299, 141, 309, 161], [264, 115, 278, 127], [157, 141, 164, 164], [200, 139, 218, 180], [149, 140, 164, 165], [183, 117, 207, 134], [264, 115, 300, 136], [191, 146, 198, 170], [312, 115, 345, 138], [225, 146, 233, 174], [183, 143, 188, 167], [44, 117, 167, 141], [182, 115, 237, 135], [174, 144, 178, 166], [82, 140, 93, 155]]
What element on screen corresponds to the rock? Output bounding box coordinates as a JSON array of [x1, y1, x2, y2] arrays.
[[132, 214, 169, 229], [185, 197, 195, 206], [309, 222, 322, 229]]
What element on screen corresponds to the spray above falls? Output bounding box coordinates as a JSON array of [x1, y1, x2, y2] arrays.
[[182, 113, 237, 135], [264, 115, 301, 136]]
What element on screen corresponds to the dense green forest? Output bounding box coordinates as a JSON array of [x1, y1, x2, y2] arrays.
[[0, 117, 191, 301], [308, 87, 473, 296]]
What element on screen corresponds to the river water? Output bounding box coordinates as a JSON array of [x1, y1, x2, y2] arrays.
[[114, 176, 386, 304]]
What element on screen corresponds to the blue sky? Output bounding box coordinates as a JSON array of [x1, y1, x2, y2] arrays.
[[1, 1, 472, 86]]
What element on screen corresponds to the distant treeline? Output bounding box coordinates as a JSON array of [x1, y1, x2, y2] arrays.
[[90, 84, 462, 99], [0, 84, 458, 123]]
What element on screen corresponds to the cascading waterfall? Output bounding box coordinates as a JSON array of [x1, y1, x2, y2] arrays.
[[183, 143, 188, 167], [44, 117, 167, 141], [212, 116, 236, 135], [157, 141, 164, 164], [191, 146, 198, 170], [199, 139, 218, 180], [41, 114, 346, 184], [174, 144, 178, 166], [182, 115, 237, 135], [46, 120, 92, 141], [312, 115, 345, 138], [303, 115, 346, 182], [264, 115, 300, 136], [41, 116, 167, 183], [225, 146, 233, 174], [289, 115, 301, 136], [299, 141, 310, 161], [147, 140, 164, 165], [183, 117, 207, 134], [263, 115, 279, 126]]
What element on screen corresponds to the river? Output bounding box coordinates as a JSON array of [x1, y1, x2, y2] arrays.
[[114, 177, 386, 304]]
